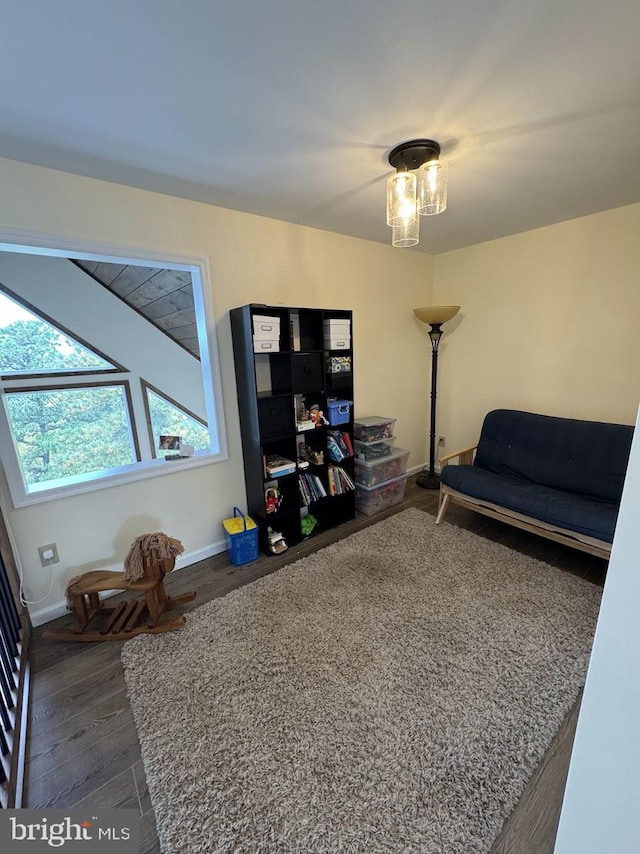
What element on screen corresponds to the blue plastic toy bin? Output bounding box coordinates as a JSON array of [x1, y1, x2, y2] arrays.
[[223, 507, 259, 566], [327, 399, 353, 426]]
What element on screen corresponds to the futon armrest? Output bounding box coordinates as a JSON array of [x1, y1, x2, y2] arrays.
[[439, 443, 478, 469]]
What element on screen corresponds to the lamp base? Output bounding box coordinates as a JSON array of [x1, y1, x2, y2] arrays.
[[416, 472, 440, 490]]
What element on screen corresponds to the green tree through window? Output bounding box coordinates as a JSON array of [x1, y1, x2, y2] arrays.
[[0, 292, 135, 488], [146, 387, 210, 457], [0, 293, 114, 374], [6, 386, 135, 484]]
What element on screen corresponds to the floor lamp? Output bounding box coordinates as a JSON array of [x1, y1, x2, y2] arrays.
[[413, 305, 461, 489]]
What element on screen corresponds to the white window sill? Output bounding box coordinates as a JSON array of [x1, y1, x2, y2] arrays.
[[8, 449, 228, 509]]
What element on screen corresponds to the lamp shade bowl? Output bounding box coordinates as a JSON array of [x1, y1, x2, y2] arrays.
[[413, 305, 460, 325]]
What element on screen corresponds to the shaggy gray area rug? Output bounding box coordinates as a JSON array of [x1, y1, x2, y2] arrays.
[[121, 508, 602, 854]]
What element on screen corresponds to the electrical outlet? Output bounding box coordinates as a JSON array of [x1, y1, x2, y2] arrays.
[[438, 436, 446, 447], [38, 543, 60, 566]]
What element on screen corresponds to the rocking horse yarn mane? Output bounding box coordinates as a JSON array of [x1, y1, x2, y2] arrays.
[[124, 532, 185, 582]]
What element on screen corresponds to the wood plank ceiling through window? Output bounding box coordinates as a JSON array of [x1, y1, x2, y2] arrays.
[[71, 259, 200, 359]]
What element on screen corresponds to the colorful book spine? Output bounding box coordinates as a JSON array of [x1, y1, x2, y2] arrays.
[[298, 472, 327, 505], [327, 430, 354, 462], [327, 465, 355, 495]]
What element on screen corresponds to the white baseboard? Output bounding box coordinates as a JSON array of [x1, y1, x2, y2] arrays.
[[30, 537, 228, 627]]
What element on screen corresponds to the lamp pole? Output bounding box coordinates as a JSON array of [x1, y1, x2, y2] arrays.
[[417, 322, 443, 490], [412, 305, 460, 490]]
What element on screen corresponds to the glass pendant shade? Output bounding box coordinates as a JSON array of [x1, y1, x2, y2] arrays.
[[387, 171, 417, 227], [392, 211, 420, 247], [418, 159, 448, 215]]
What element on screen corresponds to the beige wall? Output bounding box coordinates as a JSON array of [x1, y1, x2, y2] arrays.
[[11, 156, 635, 622], [433, 203, 640, 455], [0, 158, 434, 620]]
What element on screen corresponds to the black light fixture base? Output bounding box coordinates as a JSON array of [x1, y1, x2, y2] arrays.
[[416, 472, 440, 490], [388, 139, 441, 171]]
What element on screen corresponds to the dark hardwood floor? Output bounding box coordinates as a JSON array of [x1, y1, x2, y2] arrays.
[[26, 477, 606, 852]]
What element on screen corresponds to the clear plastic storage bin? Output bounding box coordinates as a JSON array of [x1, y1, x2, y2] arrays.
[[354, 437, 395, 461], [355, 474, 407, 516], [353, 416, 396, 443], [354, 447, 409, 487]]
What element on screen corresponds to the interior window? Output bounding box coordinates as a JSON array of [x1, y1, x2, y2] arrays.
[[0, 240, 227, 506]]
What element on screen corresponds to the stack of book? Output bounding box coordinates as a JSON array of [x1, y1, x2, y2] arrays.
[[327, 465, 356, 496], [298, 472, 327, 505], [264, 454, 297, 477], [326, 430, 353, 463]]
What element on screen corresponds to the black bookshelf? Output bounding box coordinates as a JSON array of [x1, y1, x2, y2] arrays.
[[230, 304, 355, 554]]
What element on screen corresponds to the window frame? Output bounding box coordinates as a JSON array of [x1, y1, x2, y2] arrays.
[[0, 228, 228, 508]]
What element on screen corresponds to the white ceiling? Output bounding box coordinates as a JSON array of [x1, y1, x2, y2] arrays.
[[2, 0, 640, 254]]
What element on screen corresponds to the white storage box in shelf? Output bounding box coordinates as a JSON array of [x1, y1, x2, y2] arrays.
[[324, 318, 350, 334], [324, 318, 351, 351], [355, 473, 407, 516], [354, 447, 409, 487], [253, 315, 280, 338], [323, 317, 351, 338], [253, 337, 279, 353], [324, 337, 351, 350]]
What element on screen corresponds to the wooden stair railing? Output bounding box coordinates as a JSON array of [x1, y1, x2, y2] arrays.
[[0, 512, 31, 810]]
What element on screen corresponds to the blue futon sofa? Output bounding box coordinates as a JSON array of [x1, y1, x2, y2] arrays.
[[436, 409, 634, 559]]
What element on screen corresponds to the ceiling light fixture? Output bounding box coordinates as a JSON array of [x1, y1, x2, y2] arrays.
[[386, 139, 448, 248]]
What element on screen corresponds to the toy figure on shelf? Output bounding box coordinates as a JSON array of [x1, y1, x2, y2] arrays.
[[309, 404, 328, 427], [264, 484, 283, 514], [267, 527, 288, 554], [300, 513, 318, 537], [298, 398, 309, 423], [295, 396, 315, 431], [298, 443, 324, 465]]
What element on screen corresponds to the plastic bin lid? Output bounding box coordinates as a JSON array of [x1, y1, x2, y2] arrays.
[[327, 399, 353, 407], [223, 515, 257, 534], [354, 415, 397, 427], [355, 472, 408, 492], [354, 447, 409, 469]]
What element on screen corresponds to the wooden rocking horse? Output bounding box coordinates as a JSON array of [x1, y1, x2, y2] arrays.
[[43, 532, 196, 642]]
